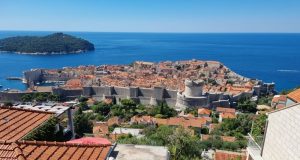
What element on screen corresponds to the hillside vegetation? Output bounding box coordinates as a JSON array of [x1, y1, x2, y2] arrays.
[[0, 33, 94, 54]]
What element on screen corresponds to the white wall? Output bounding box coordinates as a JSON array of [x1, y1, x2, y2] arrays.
[[262, 104, 300, 160]]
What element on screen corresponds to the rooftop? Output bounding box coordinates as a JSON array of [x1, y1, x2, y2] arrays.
[[216, 107, 236, 114], [287, 88, 300, 103], [0, 107, 53, 141], [109, 144, 169, 160], [0, 140, 111, 160], [198, 108, 211, 115], [214, 150, 246, 160], [112, 128, 143, 137], [12, 104, 70, 115]]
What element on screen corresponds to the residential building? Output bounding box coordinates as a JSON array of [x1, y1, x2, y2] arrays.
[[247, 103, 300, 160], [130, 115, 156, 125], [198, 108, 211, 117], [0, 140, 111, 160], [286, 88, 300, 105], [0, 107, 54, 141]]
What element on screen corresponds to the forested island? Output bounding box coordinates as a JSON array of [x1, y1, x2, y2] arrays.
[[0, 33, 94, 54]]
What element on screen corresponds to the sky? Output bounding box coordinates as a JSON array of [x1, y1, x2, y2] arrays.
[[0, 0, 300, 33]]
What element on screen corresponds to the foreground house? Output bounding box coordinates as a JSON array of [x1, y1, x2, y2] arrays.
[[0, 107, 54, 141], [247, 103, 300, 160], [0, 140, 111, 160], [0, 107, 112, 160]]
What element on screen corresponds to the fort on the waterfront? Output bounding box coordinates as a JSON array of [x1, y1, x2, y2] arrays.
[[0, 60, 275, 110]]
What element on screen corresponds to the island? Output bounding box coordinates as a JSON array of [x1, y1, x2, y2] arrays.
[[0, 33, 95, 54]]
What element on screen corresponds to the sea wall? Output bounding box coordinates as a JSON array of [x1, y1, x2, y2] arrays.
[[0, 92, 27, 102], [52, 88, 82, 100]]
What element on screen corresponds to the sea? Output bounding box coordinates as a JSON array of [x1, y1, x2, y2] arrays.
[[0, 31, 300, 92]]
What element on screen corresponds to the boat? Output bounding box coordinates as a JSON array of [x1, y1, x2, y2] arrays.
[[6, 77, 23, 80]]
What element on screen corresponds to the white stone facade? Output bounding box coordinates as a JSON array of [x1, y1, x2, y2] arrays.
[[262, 103, 300, 160]]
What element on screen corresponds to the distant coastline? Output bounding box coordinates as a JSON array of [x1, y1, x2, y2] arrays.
[[0, 50, 89, 55], [0, 32, 94, 55]]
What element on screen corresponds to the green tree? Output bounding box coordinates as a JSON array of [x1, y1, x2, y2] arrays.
[[92, 102, 111, 115], [48, 94, 60, 102], [21, 94, 33, 102], [23, 117, 67, 141], [74, 109, 93, 137], [4, 101, 13, 107], [168, 126, 203, 159], [237, 97, 257, 113]]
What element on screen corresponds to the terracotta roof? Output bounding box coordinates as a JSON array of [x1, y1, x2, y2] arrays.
[[65, 79, 82, 89], [0, 140, 111, 160], [67, 137, 111, 145], [220, 112, 236, 119], [272, 95, 287, 103], [201, 134, 236, 142], [0, 107, 54, 141], [107, 117, 122, 126], [287, 88, 300, 103], [156, 117, 211, 128], [93, 123, 109, 136], [216, 107, 236, 114], [215, 150, 246, 160], [276, 104, 286, 109], [209, 123, 220, 133], [131, 116, 156, 124], [198, 108, 211, 115]]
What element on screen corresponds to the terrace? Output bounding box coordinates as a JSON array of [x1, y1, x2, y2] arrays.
[[247, 134, 264, 160]]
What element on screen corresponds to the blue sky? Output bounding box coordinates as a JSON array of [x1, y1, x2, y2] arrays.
[[0, 0, 299, 32]]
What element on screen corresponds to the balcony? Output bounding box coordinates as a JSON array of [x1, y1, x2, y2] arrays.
[[246, 134, 264, 160]]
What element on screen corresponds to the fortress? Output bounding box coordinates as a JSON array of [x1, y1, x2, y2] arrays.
[[0, 60, 276, 110]]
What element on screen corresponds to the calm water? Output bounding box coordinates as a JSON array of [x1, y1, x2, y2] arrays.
[[0, 31, 300, 91]]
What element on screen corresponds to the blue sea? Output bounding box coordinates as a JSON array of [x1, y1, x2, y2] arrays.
[[0, 31, 300, 91]]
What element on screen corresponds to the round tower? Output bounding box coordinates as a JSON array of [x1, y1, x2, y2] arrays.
[[183, 79, 204, 97]]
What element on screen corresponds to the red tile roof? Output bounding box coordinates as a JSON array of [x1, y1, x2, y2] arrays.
[[156, 117, 211, 128], [107, 116, 122, 126], [201, 134, 236, 142], [130, 116, 156, 124], [276, 104, 286, 109], [0, 140, 111, 160], [67, 137, 111, 145], [220, 112, 236, 119], [272, 95, 287, 103], [0, 107, 54, 141], [287, 88, 300, 103], [93, 123, 109, 136], [215, 150, 246, 160], [198, 108, 211, 115], [216, 107, 236, 114]]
